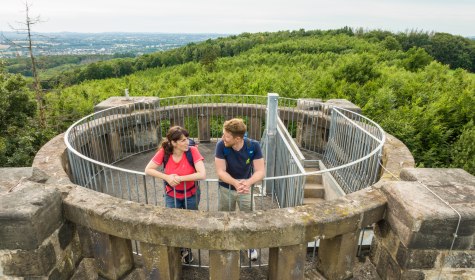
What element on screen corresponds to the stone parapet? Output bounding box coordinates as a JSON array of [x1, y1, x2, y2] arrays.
[[383, 168, 475, 249], [378, 133, 415, 183], [371, 168, 475, 279], [0, 168, 83, 279], [93, 96, 160, 113], [62, 184, 386, 251], [325, 99, 362, 114], [0, 181, 62, 250], [32, 132, 72, 185]]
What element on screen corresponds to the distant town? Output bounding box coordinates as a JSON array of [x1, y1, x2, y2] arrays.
[[0, 32, 228, 58]]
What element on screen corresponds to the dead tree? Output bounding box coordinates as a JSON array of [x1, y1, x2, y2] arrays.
[[5, 1, 46, 128]]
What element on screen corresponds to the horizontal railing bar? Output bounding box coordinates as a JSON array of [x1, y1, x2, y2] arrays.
[[64, 95, 385, 189]]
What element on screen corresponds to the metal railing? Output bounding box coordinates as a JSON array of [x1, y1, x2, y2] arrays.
[[323, 108, 385, 193], [65, 94, 385, 203], [64, 93, 385, 267]]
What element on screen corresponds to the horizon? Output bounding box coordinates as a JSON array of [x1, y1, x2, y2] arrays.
[[1, 30, 474, 39], [1, 0, 474, 37]]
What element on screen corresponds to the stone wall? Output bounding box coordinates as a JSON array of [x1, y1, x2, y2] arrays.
[[0, 167, 82, 279], [371, 168, 475, 279]]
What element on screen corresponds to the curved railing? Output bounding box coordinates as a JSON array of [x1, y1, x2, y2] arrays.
[[61, 93, 387, 273], [64, 94, 385, 208]]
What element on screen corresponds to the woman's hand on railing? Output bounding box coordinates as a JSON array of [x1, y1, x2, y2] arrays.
[[166, 174, 181, 187]]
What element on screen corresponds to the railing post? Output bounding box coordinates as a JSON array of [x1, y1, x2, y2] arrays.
[[265, 93, 278, 192], [198, 112, 211, 142]]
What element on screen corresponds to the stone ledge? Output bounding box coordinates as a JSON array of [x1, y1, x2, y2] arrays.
[[94, 96, 160, 113], [325, 99, 362, 114], [0, 181, 63, 250], [63, 185, 386, 250], [0, 167, 49, 195], [378, 133, 415, 183], [381, 168, 475, 250], [32, 133, 72, 185]]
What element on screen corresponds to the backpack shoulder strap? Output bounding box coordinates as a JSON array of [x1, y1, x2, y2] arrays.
[[245, 138, 255, 161], [185, 149, 195, 170], [163, 149, 195, 170], [163, 153, 170, 168]]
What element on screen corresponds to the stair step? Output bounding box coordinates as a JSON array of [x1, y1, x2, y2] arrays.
[[305, 168, 323, 184], [304, 183, 325, 198], [303, 197, 325, 205]]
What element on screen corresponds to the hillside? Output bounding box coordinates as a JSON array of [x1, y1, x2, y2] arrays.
[[1, 28, 474, 175]]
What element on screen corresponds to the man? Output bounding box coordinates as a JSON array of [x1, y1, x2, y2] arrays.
[[215, 118, 265, 261]]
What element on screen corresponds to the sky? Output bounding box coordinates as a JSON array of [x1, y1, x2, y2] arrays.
[[1, 0, 474, 37]]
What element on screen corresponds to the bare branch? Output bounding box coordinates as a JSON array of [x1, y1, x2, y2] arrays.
[[3, 0, 47, 128]]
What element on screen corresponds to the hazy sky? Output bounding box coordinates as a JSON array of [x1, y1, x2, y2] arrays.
[[1, 0, 474, 36]]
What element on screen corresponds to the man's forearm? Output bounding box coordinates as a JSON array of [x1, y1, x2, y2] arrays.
[[247, 170, 265, 185], [217, 170, 239, 187]]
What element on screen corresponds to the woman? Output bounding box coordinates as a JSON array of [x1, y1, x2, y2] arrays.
[[145, 126, 206, 210]]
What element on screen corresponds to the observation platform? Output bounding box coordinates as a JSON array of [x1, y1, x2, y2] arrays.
[[3, 94, 474, 279]]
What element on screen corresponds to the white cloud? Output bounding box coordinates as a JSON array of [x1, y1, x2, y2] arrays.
[[0, 0, 473, 36]]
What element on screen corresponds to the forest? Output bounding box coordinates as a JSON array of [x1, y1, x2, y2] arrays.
[[1, 28, 474, 175]]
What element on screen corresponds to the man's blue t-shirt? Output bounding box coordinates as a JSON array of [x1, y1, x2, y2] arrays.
[[215, 139, 263, 190]]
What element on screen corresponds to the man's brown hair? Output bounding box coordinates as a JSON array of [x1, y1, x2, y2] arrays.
[[223, 118, 247, 138]]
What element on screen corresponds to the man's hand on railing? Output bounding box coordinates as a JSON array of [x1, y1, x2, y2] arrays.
[[236, 179, 251, 194]]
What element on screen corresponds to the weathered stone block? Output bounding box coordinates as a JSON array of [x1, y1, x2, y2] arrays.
[[400, 168, 475, 236], [93, 96, 159, 113], [381, 168, 475, 250], [408, 268, 475, 279], [325, 99, 362, 114], [141, 243, 181, 280], [77, 225, 95, 258], [400, 270, 425, 280], [396, 244, 438, 269], [0, 182, 62, 250], [296, 98, 323, 111], [209, 250, 240, 280], [58, 221, 75, 250], [91, 231, 134, 280], [122, 268, 147, 280], [268, 244, 306, 280], [0, 241, 56, 276], [372, 243, 401, 279], [373, 220, 401, 259], [70, 258, 98, 280], [441, 251, 475, 268], [317, 231, 359, 280], [0, 167, 49, 194]]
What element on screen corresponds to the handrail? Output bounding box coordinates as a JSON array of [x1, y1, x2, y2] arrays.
[[64, 97, 385, 183]]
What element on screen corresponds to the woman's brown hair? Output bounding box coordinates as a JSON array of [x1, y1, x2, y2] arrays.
[[160, 126, 189, 155]]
